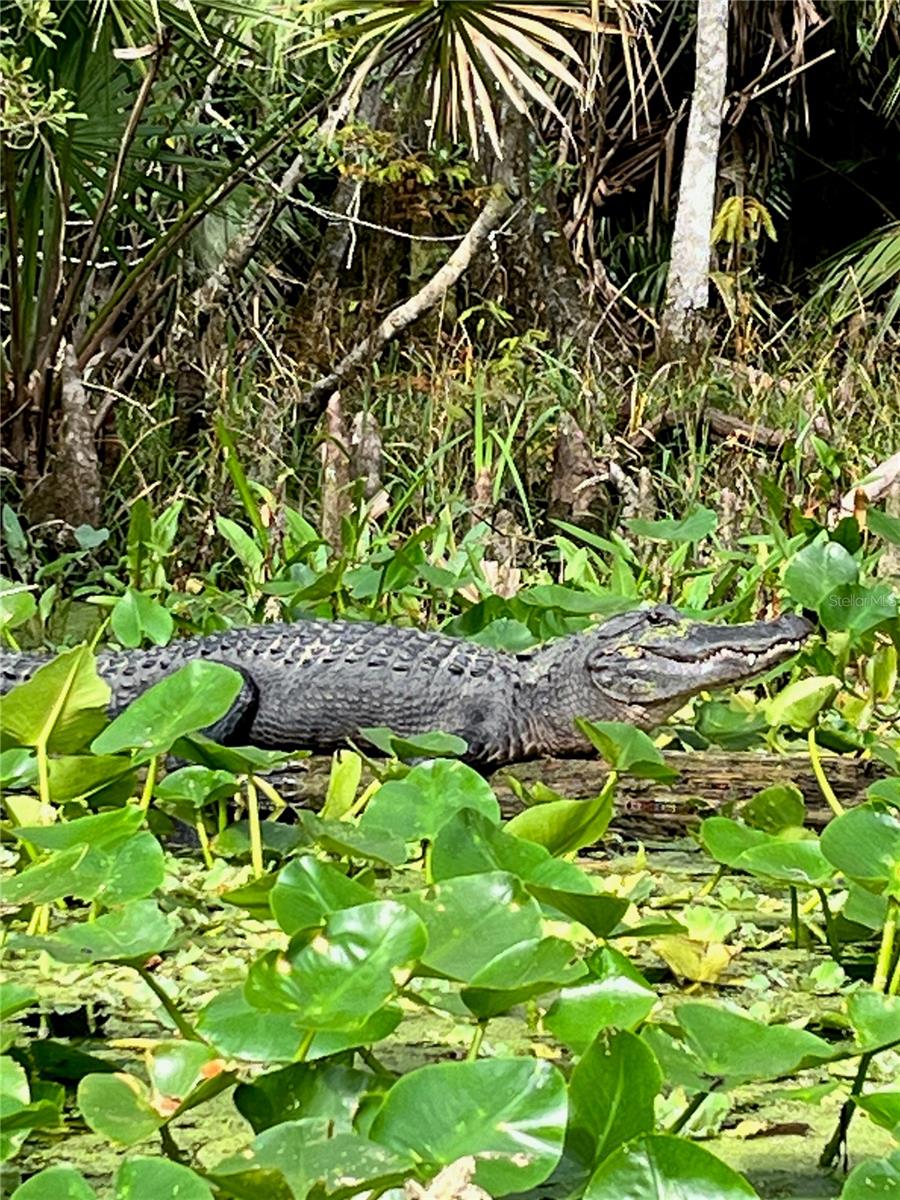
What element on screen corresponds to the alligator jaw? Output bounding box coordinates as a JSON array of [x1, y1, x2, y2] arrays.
[[524, 606, 815, 749], [586, 607, 813, 722]]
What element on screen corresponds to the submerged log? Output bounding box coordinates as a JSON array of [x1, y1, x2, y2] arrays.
[[268, 750, 884, 835]]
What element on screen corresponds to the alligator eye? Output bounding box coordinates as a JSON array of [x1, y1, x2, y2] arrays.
[[646, 607, 672, 625]]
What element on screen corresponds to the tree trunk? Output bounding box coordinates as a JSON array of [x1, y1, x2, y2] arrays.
[[660, 0, 729, 351]]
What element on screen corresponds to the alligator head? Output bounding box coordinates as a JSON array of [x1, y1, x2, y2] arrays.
[[525, 604, 813, 752]]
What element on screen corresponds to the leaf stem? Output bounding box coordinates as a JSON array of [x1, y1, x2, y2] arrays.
[[253, 773, 286, 813], [467, 1021, 487, 1061], [874, 898, 898, 993], [295, 1028, 315, 1062], [790, 887, 801, 948], [246, 777, 264, 878], [807, 729, 844, 818], [140, 757, 158, 812], [159, 1123, 189, 1165], [135, 965, 205, 1043], [815, 888, 842, 964], [195, 818, 214, 871], [667, 1087, 715, 1136], [819, 1051, 873, 1170]]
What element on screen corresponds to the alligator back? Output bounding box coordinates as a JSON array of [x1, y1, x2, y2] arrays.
[[0, 621, 526, 763]]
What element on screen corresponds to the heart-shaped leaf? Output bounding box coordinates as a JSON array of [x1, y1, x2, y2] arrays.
[[15, 900, 175, 964], [1, 646, 109, 754], [675, 1003, 836, 1083], [245, 901, 426, 1029], [92, 661, 245, 759], [584, 1134, 757, 1199], [401, 872, 541, 981], [545, 948, 657, 1052], [566, 1030, 661, 1174], [360, 759, 500, 842], [270, 855, 372, 935], [370, 1058, 567, 1194]]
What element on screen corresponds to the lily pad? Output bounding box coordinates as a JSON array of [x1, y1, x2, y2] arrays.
[[370, 1058, 567, 1194]]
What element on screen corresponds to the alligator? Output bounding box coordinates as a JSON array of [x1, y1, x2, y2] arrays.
[[0, 606, 811, 765]]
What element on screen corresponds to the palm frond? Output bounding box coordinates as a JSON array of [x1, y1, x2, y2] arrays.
[[300, 2, 626, 157]]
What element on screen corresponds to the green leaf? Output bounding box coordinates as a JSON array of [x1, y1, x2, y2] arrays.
[[234, 1062, 373, 1135], [360, 759, 500, 842], [360, 726, 469, 761], [585, 1134, 757, 1199], [505, 783, 615, 856], [784, 539, 858, 609], [461, 937, 585, 1018], [675, 1003, 836, 1083], [732, 838, 835, 888], [175, 735, 301, 775], [821, 802, 900, 891], [528, 885, 628, 938], [0, 585, 36, 632], [211, 1119, 411, 1199], [868, 508, 900, 545], [11, 1166, 98, 1199], [321, 750, 363, 819], [0, 747, 37, 789], [196, 986, 401, 1063], [14, 900, 176, 963], [147, 1042, 222, 1105], [92, 661, 245, 759], [839, 1149, 900, 1200], [625, 507, 718, 543], [1, 645, 109, 753], [1, 1056, 60, 1161], [2, 846, 107, 906], [576, 720, 679, 781], [696, 701, 768, 750], [296, 810, 407, 867], [155, 766, 239, 809], [820, 583, 897, 636], [245, 901, 426, 1029], [700, 817, 770, 867], [370, 1058, 568, 1194], [518, 585, 628, 614], [46, 755, 137, 803], [78, 1074, 163, 1145], [110, 588, 174, 648], [13, 805, 143, 851], [566, 1030, 661, 1174], [93, 833, 166, 906], [855, 1091, 900, 1138], [545, 948, 657, 1052], [847, 991, 900, 1052], [765, 675, 841, 731], [0, 982, 37, 1022], [868, 778, 900, 808], [431, 807, 593, 890], [741, 784, 806, 833], [115, 1158, 213, 1200], [401, 871, 541, 981], [270, 855, 372, 935], [216, 514, 264, 573], [4, 834, 164, 908]]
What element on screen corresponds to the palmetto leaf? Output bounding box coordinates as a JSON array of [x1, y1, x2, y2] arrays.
[[303, 2, 619, 157]]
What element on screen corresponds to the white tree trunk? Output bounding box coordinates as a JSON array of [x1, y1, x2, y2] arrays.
[[661, 0, 729, 348]]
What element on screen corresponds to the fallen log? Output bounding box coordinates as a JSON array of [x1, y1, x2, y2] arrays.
[[267, 750, 885, 835]]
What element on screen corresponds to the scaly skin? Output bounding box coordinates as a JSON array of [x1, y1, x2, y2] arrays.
[[0, 606, 812, 764]]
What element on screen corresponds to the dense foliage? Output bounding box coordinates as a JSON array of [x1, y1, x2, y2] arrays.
[[1, 0, 899, 1195], [1, 497, 899, 1197]]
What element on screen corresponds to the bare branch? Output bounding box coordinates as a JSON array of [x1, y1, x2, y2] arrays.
[[300, 184, 512, 417]]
